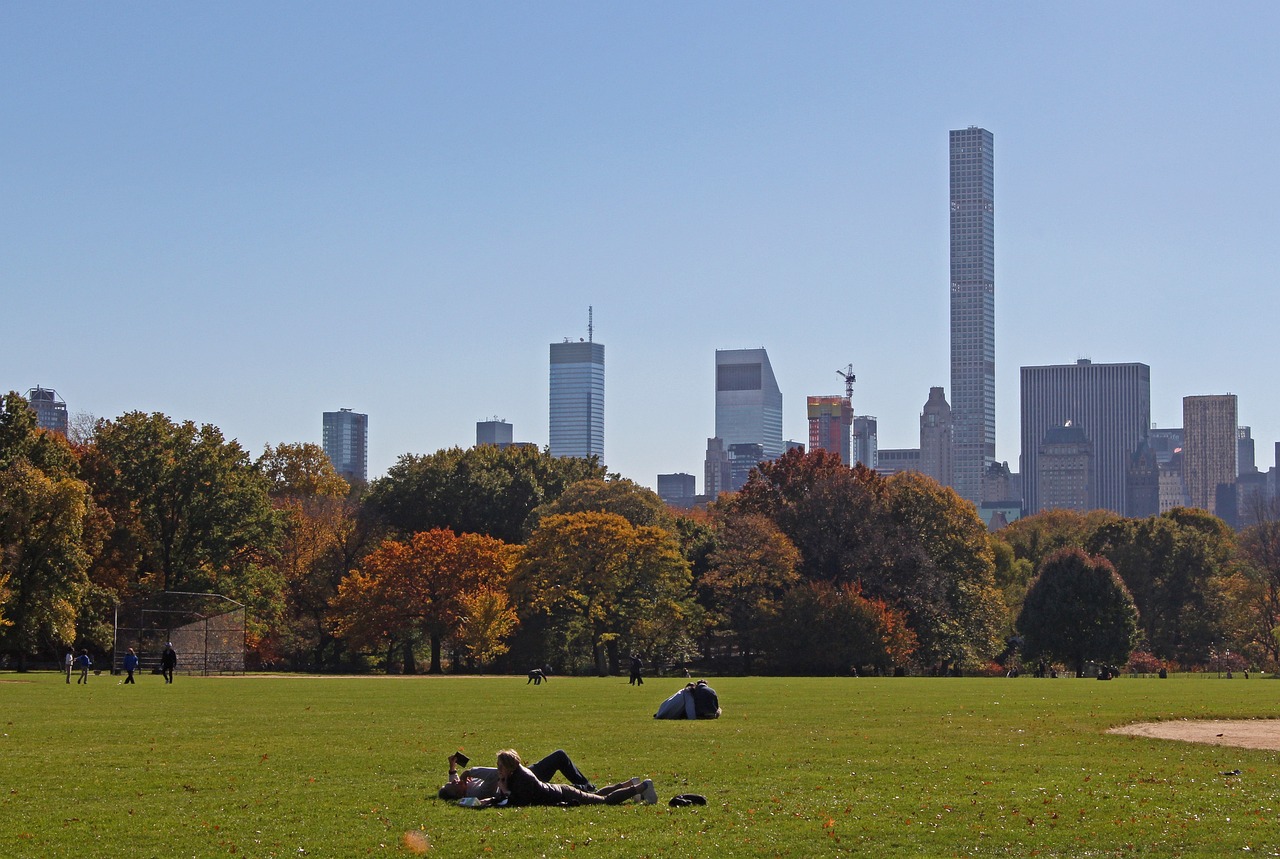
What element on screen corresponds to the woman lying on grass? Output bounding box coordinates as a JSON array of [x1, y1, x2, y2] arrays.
[[473, 749, 656, 807]]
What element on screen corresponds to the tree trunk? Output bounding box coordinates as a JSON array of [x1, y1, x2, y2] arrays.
[[429, 633, 443, 674]]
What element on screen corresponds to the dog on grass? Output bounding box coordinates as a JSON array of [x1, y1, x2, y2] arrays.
[[526, 668, 547, 685]]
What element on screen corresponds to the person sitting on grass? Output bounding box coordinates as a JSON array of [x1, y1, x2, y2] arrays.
[[477, 749, 656, 807], [439, 749, 595, 800], [654, 679, 721, 719]]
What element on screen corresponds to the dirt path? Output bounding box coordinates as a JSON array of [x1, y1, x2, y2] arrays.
[[1108, 719, 1280, 751]]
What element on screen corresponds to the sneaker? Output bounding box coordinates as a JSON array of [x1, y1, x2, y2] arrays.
[[639, 779, 657, 805]]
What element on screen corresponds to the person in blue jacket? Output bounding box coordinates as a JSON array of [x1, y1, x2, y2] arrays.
[[122, 648, 139, 684]]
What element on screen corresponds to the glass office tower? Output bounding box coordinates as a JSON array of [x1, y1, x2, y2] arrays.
[[715, 348, 783, 463], [549, 340, 605, 460], [322, 408, 368, 484]]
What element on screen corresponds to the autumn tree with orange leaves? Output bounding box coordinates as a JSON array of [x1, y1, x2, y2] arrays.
[[331, 528, 517, 673]]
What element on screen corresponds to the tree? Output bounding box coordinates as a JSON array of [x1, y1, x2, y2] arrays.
[[257, 442, 351, 500], [455, 586, 520, 668], [1235, 518, 1280, 665], [526, 477, 675, 535], [1017, 548, 1139, 676], [0, 459, 93, 668], [699, 508, 800, 672], [998, 509, 1120, 571], [882, 472, 1006, 672], [82, 412, 283, 596], [1086, 509, 1234, 665], [255, 443, 367, 669], [331, 528, 516, 673], [364, 445, 606, 544], [765, 581, 916, 675], [514, 511, 693, 676]]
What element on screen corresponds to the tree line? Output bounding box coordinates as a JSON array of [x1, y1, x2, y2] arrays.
[[4, 390, 1279, 676]]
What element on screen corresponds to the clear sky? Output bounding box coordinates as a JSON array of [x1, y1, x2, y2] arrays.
[[4, 3, 1278, 487]]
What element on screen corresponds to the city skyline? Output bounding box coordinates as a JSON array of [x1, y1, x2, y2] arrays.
[[4, 5, 1278, 488]]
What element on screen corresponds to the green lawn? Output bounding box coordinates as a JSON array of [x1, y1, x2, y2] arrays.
[[2, 671, 1278, 857]]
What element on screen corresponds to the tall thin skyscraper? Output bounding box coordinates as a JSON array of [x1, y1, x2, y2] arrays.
[[1019, 360, 1150, 516], [949, 126, 996, 505], [322, 408, 368, 484], [549, 331, 605, 461], [715, 348, 783, 462], [1183, 394, 1238, 515]]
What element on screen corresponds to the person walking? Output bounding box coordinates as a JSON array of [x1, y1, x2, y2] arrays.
[[65, 649, 74, 684], [74, 649, 92, 684], [629, 653, 644, 686], [161, 642, 177, 684], [122, 648, 139, 684]]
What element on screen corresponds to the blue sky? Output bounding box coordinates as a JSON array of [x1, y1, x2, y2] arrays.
[[4, 3, 1278, 487]]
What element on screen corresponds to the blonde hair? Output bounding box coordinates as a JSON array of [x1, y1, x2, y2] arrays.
[[496, 749, 522, 771]]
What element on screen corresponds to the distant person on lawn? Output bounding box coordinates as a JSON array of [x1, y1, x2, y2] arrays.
[[162, 643, 177, 683], [122, 648, 140, 684]]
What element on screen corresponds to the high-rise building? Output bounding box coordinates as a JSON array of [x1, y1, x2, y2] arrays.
[[322, 408, 368, 485], [476, 419, 514, 449], [876, 448, 921, 477], [919, 387, 953, 487], [549, 338, 605, 460], [1125, 440, 1160, 519], [852, 416, 878, 469], [704, 437, 731, 499], [1183, 394, 1238, 515], [1036, 424, 1093, 512], [949, 126, 996, 506], [657, 473, 697, 506], [715, 348, 783, 461], [25, 386, 68, 436], [807, 395, 851, 464], [1238, 426, 1256, 475], [1019, 359, 1150, 516]]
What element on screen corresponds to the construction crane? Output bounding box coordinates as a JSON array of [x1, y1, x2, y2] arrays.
[[837, 364, 856, 403]]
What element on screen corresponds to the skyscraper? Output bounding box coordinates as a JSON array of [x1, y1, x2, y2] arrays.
[[1183, 394, 1238, 515], [1019, 360, 1150, 516], [851, 415, 878, 469], [25, 385, 68, 436], [715, 348, 783, 461], [949, 126, 996, 505], [322, 408, 368, 484], [919, 387, 953, 487], [549, 339, 605, 460], [476, 419, 514, 448], [807, 395, 851, 464]]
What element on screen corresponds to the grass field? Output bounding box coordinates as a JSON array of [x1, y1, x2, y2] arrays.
[[2, 671, 1279, 857]]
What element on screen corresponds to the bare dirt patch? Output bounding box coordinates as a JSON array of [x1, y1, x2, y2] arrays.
[[1108, 719, 1280, 751]]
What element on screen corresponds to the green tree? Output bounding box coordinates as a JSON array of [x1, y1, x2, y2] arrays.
[[700, 508, 800, 673], [83, 412, 283, 596], [364, 445, 606, 543], [1086, 509, 1234, 665], [882, 471, 1006, 672], [0, 459, 93, 668], [1017, 548, 1139, 676], [1235, 518, 1280, 665], [998, 508, 1120, 570], [514, 511, 693, 676], [526, 477, 675, 535], [257, 442, 351, 500], [765, 581, 916, 675]]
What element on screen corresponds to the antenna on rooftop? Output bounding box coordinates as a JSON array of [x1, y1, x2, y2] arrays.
[[588, 306, 593, 343]]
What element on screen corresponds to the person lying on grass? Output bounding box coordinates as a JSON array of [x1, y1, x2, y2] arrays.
[[473, 749, 656, 807], [439, 749, 595, 800]]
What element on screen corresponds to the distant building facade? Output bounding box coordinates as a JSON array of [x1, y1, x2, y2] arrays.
[[26, 386, 68, 436], [715, 348, 783, 462], [704, 437, 731, 499], [919, 386, 953, 488], [549, 339, 605, 460], [1036, 424, 1093, 512], [852, 416, 878, 469], [1019, 359, 1150, 516], [877, 448, 921, 477], [1183, 394, 1238, 515], [949, 126, 996, 506], [807, 395, 852, 465], [322, 408, 368, 484], [476, 419, 514, 449], [657, 473, 697, 507]]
